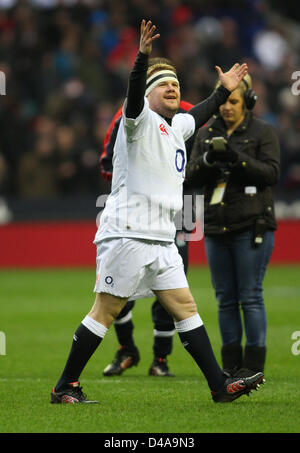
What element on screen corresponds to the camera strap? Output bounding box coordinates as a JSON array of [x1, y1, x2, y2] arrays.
[[210, 180, 227, 205], [209, 168, 230, 205]]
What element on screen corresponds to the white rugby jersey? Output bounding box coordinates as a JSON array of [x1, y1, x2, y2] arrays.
[[94, 97, 195, 243]]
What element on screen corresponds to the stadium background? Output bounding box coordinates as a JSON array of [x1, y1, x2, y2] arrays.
[[0, 0, 299, 266]]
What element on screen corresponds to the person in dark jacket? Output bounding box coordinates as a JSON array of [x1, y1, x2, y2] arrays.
[[186, 74, 280, 378]]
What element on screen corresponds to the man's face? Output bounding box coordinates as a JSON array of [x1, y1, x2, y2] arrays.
[[147, 80, 180, 118]]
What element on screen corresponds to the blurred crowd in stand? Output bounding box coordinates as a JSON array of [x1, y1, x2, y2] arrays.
[[0, 0, 300, 208]]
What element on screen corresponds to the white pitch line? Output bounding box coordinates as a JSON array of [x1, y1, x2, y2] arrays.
[[0, 377, 199, 384]]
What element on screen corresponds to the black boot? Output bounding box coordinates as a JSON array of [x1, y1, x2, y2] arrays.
[[221, 343, 243, 377], [235, 346, 266, 378]]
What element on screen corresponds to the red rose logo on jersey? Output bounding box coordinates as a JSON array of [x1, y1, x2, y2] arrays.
[[159, 123, 169, 136]]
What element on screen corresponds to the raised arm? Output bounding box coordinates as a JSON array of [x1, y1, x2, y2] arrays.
[[189, 63, 248, 129], [125, 20, 160, 119]]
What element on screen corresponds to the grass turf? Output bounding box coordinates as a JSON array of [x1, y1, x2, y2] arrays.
[[0, 266, 299, 433]]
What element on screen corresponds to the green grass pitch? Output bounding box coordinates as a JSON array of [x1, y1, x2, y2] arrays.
[[0, 265, 299, 433]]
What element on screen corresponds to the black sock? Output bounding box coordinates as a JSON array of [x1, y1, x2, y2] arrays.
[[115, 320, 136, 350], [55, 323, 102, 392], [153, 335, 173, 359], [178, 325, 225, 392]]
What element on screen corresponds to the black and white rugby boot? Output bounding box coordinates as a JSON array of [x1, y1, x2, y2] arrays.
[[211, 372, 265, 403], [103, 346, 140, 376], [51, 381, 98, 404]]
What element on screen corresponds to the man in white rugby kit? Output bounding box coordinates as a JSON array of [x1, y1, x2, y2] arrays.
[[51, 20, 265, 404]]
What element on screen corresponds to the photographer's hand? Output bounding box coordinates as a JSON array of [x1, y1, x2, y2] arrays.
[[205, 147, 238, 165]]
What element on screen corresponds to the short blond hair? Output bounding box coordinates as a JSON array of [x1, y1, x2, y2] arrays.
[[147, 63, 177, 79]]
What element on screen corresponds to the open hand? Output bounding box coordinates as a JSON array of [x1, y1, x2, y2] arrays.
[[139, 19, 160, 55], [215, 63, 248, 92]]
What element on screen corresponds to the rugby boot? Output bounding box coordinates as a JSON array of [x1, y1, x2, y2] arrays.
[[148, 357, 175, 377], [211, 372, 265, 403], [51, 381, 98, 404], [103, 346, 140, 376]]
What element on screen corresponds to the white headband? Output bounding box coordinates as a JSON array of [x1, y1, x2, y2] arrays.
[[145, 70, 179, 96]]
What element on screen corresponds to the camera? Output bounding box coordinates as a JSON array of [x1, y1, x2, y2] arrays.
[[210, 136, 228, 151]]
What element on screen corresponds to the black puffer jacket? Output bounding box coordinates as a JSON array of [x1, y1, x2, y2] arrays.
[[185, 112, 280, 235]]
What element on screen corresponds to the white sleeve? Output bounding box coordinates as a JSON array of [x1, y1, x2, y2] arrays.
[[122, 97, 150, 142], [173, 113, 195, 141]]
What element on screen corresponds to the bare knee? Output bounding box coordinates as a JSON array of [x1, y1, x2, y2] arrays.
[[88, 293, 128, 328], [186, 297, 198, 315], [174, 296, 198, 321], [155, 289, 198, 323]]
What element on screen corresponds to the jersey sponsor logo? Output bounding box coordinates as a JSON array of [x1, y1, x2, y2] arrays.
[[159, 123, 169, 136]]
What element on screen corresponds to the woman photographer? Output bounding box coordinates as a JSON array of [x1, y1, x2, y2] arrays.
[[186, 74, 280, 377]]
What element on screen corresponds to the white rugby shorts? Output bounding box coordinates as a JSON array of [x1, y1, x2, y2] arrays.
[[93, 237, 188, 300]]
